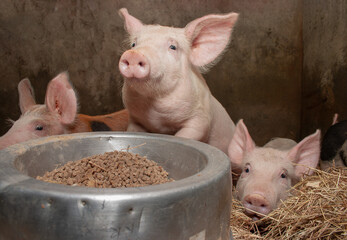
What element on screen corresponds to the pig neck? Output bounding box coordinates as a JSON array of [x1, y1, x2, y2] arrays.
[[191, 66, 211, 94], [123, 66, 213, 135]]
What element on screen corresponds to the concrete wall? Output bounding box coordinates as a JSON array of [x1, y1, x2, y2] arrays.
[[302, 0, 347, 138], [223, 0, 302, 144], [0, 0, 345, 146]]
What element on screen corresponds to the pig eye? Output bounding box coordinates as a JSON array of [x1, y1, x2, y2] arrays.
[[35, 125, 44, 131], [169, 45, 177, 50], [131, 42, 136, 48], [244, 166, 250, 173], [280, 172, 287, 179]]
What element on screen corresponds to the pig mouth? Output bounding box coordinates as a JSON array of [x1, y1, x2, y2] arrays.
[[123, 75, 151, 87], [250, 215, 262, 221], [244, 208, 267, 221]]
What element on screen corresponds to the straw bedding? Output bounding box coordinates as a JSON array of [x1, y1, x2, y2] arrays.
[[230, 167, 347, 239]]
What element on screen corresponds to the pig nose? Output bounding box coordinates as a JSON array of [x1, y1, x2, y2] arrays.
[[243, 194, 271, 218], [119, 50, 150, 80]]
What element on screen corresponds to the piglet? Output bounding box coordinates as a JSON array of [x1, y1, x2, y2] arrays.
[[72, 110, 129, 133], [0, 72, 129, 150], [118, 8, 238, 154], [228, 120, 321, 220], [320, 114, 347, 170]]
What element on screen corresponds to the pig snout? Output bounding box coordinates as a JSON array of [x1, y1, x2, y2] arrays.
[[119, 50, 150, 80], [243, 193, 272, 220], [0, 134, 25, 150]]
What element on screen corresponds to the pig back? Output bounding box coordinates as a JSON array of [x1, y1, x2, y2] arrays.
[[264, 138, 297, 151], [320, 120, 347, 169], [70, 110, 129, 133], [209, 96, 235, 154]]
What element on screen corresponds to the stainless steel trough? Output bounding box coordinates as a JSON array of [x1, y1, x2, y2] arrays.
[[0, 132, 232, 240]]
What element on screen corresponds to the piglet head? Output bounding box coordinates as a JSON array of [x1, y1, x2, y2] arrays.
[[228, 120, 320, 220], [0, 72, 77, 150], [118, 8, 238, 95]]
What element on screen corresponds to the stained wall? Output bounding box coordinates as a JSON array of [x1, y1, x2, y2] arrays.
[[302, 0, 347, 138], [0, 0, 345, 145]]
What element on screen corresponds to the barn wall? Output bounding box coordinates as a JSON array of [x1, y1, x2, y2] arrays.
[[0, 0, 344, 146], [221, 0, 302, 144], [302, 0, 347, 138]]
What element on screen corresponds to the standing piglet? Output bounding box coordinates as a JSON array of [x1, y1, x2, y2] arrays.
[[0, 72, 128, 150], [228, 120, 321, 220], [118, 8, 238, 154], [320, 114, 347, 170]]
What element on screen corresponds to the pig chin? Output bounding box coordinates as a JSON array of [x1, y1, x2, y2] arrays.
[[123, 68, 164, 83], [125, 73, 168, 95], [242, 199, 275, 220]]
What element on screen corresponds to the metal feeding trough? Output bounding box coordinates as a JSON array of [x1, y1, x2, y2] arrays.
[[0, 132, 232, 240]]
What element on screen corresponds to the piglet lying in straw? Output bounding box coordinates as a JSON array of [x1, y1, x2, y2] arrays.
[[0, 72, 128, 150], [228, 120, 321, 220], [118, 8, 238, 154], [320, 113, 347, 170]]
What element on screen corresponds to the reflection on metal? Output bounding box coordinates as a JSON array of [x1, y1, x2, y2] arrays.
[[0, 132, 231, 240]]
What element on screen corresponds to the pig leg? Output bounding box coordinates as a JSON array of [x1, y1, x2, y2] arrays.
[[127, 121, 148, 132], [175, 118, 209, 143]]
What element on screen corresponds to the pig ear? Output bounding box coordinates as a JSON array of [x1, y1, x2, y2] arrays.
[[18, 78, 36, 114], [332, 113, 338, 125], [45, 72, 77, 125], [287, 130, 321, 178], [185, 12, 239, 68], [118, 8, 144, 35], [228, 119, 255, 166]]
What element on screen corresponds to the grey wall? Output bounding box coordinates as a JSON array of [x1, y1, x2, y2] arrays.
[[0, 0, 345, 145], [222, 0, 302, 144], [302, 0, 347, 138]]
